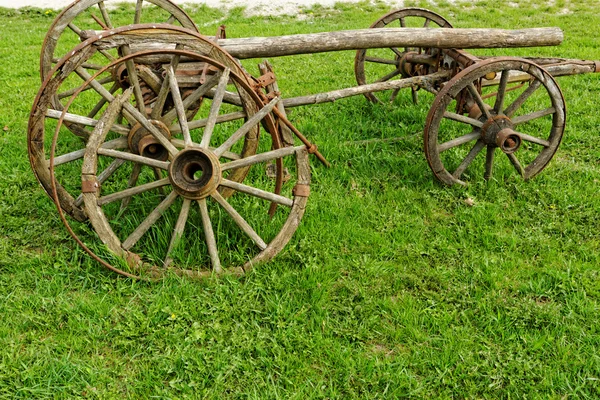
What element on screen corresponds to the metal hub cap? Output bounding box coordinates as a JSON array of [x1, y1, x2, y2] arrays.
[[128, 120, 171, 161], [481, 114, 522, 154], [168, 148, 222, 199]]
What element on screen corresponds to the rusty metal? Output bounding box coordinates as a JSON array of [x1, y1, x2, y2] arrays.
[[81, 179, 100, 193], [293, 184, 311, 197]]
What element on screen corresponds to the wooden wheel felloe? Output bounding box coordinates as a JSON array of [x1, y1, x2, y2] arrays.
[[424, 57, 566, 186], [354, 8, 453, 104], [29, 25, 255, 222], [40, 0, 198, 82], [66, 50, 310, 277]]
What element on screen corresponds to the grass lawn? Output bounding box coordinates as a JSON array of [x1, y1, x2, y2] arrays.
[[0, 0, 599, 397]]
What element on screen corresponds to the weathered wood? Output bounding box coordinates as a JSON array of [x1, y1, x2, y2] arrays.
[[122, 191, 179, 250], [220, 145, 305, 172], [200, 68, 231, 148], [214, 97, 280, 158], [198, 198, 222, 273], [219, 179, 294, 207], [259, 61, 294, 146], [243, 148, 310, 272], [215, 27, 563, 59], [283, 70, 452, 108], [211, 191, 267, 250]]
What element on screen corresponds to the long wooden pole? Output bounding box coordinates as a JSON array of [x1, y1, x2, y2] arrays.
[[216, 27, 563, 59]]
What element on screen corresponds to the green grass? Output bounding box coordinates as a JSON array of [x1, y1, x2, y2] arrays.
[[1, 0, 600, 397]]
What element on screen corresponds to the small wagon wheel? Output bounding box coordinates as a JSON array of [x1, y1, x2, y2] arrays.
[[56, 49, 310, 278], [424, 57, 566, 186], [40, 0, 198, 82], [354, 8, 453, 104], [29, 25, 257, 222]]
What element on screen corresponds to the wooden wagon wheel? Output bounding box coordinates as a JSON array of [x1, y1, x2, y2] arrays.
[[40, 0, 198, 82], [29, 25, 258, 222], [424, 57, 566, 186], [58, 49, 310, 278], [354, 8, 453, 104]]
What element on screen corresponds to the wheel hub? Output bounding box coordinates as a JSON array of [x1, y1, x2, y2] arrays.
[[168, 148, 221, 199], [481, 114, 522, 154], [128, 120, 171, 161]]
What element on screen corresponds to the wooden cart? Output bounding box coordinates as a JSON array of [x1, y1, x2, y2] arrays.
[[28, 1, 600, 278]]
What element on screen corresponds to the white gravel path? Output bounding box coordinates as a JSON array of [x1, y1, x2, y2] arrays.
[[1, 0, 408, 15]]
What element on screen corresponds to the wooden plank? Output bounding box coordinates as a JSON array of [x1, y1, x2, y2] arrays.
[[215, 27, 564, 59]]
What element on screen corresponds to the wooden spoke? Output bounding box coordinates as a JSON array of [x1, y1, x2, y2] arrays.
[[166, 14, 176, 24], [212, 191, 267, 250], [507, 153, 524, 176], [121, 46, 147, 116], [166, 65, 192, 147], [67, 22, 84, 38], [376, 67, 403, 83], [170, 111, 246, 134], [150, 49, 182, 120], [364, 56, 398, 65], [219, 179, 294, 208], [45, 109, 129, 135], [504, 79, 542, 117], [390, 47, 403, 57], [452, 140, 485, 178], [389, 88, 401, 103], [198, 199, 222, 273], [122, 191, 178, 251], [214, 97, 280, 157], [98, 177, 170, 206], [98, 1, 113, 29], [399, 17, 406, 27], [423, 19, 431, 28], [411, 87, 418, 104], [53, 137, 127, 166], [200, 68, 231, 148], [134, 0, 143, 24], [74, 159, 125, 207], [443, 111, 484, 128], [511, 107, 556, 126], [484, 145, 495, 180], [97, 148, 170, 170], [161, 72, 221, 126], [58, 76, 114, 99], [438, 131, 480, 153], [221, 145, 304, 172], [170, 139, 242, 160], [515, 131, 551, 147], [119, 162, 141, 211], [467, 83, 492, 120], [163, 198, 191, 268], [494, 70, 510, 113], [88, 83, 120, 119]]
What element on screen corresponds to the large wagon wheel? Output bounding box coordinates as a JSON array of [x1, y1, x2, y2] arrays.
[[29, 25, 258, 222], [40, 0, 198, 82], [424, 57, 566, 186], [354, 8, 453, 104], [56, 49, 310, 278]]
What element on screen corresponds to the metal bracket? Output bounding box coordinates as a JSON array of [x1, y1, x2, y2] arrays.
[[81, 178, 99, 193], [293, 184, 310, 197], [255, 72, 276, 88]]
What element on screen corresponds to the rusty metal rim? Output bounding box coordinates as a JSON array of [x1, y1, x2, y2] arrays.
[[48, 48, 300, 280]]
